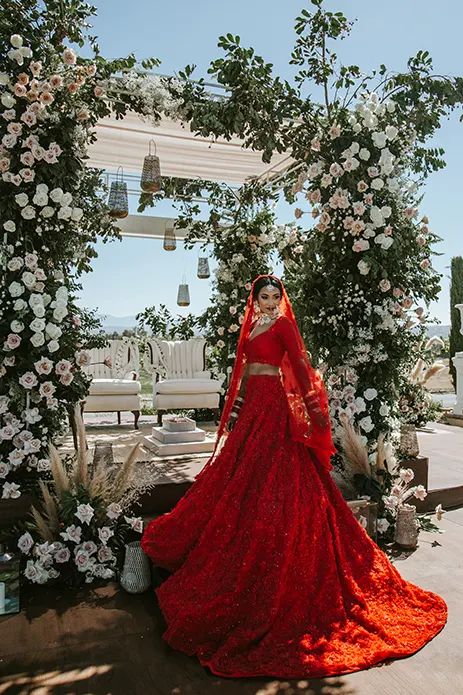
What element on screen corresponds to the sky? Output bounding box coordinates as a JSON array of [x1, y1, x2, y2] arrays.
[[77, 0, 463, 326]]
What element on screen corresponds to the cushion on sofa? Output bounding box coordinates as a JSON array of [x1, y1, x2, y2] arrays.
[[155, 378, 222, 395], [89, 378, 141, 396]]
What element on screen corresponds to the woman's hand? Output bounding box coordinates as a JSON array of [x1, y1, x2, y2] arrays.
[[309, 405, 330, 431], [304, 391, 329, 431], [227, 396, 244, 431]]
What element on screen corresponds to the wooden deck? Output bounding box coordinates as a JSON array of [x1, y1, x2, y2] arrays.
[[0, 508, 461, 694]]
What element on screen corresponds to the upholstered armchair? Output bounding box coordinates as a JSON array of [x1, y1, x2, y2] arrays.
[[82, 338, 142, 428], [144, 337, 223, 425]]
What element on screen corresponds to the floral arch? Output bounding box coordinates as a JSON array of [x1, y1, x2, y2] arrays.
[[1, 0, 463, 553]]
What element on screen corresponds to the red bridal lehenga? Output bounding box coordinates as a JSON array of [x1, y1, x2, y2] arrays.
[[141, 275, 447, 679]]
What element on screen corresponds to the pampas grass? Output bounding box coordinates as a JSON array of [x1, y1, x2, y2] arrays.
[[422, 361, 447, 384], [49, 443, 70, 496], [410, 357, 446, 385], [30, 406, 141, 539], [375, 433, 387, 472], [338, 415, 371, 477]]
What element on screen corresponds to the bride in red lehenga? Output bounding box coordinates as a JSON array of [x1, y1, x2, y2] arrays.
[[141, 274, 447, 679]]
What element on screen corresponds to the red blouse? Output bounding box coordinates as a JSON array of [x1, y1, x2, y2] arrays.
[[244, 315, 311, 394]]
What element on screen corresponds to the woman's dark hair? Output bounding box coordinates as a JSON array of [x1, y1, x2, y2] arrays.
[[252, 276, 283, 300]]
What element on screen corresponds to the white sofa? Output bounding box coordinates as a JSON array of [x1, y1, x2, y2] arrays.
[[82, 339, 142, 428], [144, 337, 223, 425]]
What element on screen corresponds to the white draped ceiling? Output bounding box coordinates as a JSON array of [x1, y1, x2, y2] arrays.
[[86, 112, 294, 186]]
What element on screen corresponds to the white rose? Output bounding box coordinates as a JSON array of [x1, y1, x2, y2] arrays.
[[71, 207, 83, 222], [33, 305, 45, 318], [61, 192, 73, 206], [372, 131, 387, 148], [53, 305, 68, 322], [359, 415, 374, 433], [369, 206, 384, 227], [354, 396, 366, 413], [21, 205, 36, 220], [376, 518, 390, 534], [379, 404, 390, 416], [7, 257, 23, 271], [21, 271, 36, 289], [45, 322, 61, 340], [55, 286, 68, 301], [371, 178, 384, 191], [1, 93, 15, 109], [385, 125, 398, 141], [364, 388, 378, 401], [25, 253, 38, 270], [48, 340, 60, 353], [10, 320, 24, 333], [3, 220, 16, 232], [15, 193, 29, 208], [30, 332, 45, 347], [358, 148, 370, 161], [29, 293, 44, 309], [32, 191, 48, 207], [50, 187, 64, 203], [41, 206, 55, 219], [57, 206, 72, 220], [17, 531, 34, 555], [9, 281, 24, 297], [357, 260, 370, 275], [13, 298, 26, 311], [30, 317, 46, 332], [381, 205, 392, 218], [10, 34, 23, 48], [0, 462, 11, 479]]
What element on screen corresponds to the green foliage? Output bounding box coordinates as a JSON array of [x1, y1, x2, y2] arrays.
[[136, 304, 199, 340], [449, 256, 463, 388]]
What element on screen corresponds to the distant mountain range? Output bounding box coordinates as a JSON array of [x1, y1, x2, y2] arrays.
[[98, 314, 451, 339], [426, 325, 450, 338], [97, 314, 138, 333]]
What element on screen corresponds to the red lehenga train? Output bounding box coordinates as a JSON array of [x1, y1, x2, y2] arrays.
[[141, 276, 447, 679]]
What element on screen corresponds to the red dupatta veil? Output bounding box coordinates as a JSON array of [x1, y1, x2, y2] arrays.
[[202, 274, 336, 476]]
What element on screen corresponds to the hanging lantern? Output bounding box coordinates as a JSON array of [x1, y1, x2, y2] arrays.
[[177, 282, 190, 306], [197, 256, 210, 279], [163, 224, 176, 251], [141, 139, 161, 193], [108, 167, 128, 219]]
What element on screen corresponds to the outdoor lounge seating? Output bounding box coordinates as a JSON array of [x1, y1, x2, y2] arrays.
[[144, 337, 223, 425], [82, 338, 142, 428]]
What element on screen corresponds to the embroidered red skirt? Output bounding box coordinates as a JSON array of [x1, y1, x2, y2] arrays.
[[141, 374, 447, 678]]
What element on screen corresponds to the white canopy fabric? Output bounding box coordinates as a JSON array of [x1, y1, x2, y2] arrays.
[[115, 214, 194, 240], [86, 112, 294, 186]]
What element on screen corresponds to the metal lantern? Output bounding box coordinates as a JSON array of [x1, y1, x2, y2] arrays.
[[399, 424, 419, 458], [177, 282, 190, 307], [163, 224, 176, 251], [141, 139, 161, 193], [108, 167, 128, 219], [197, 256, 210, 279], [119, 541, 151, 594], [394, 504, 419, 548]]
